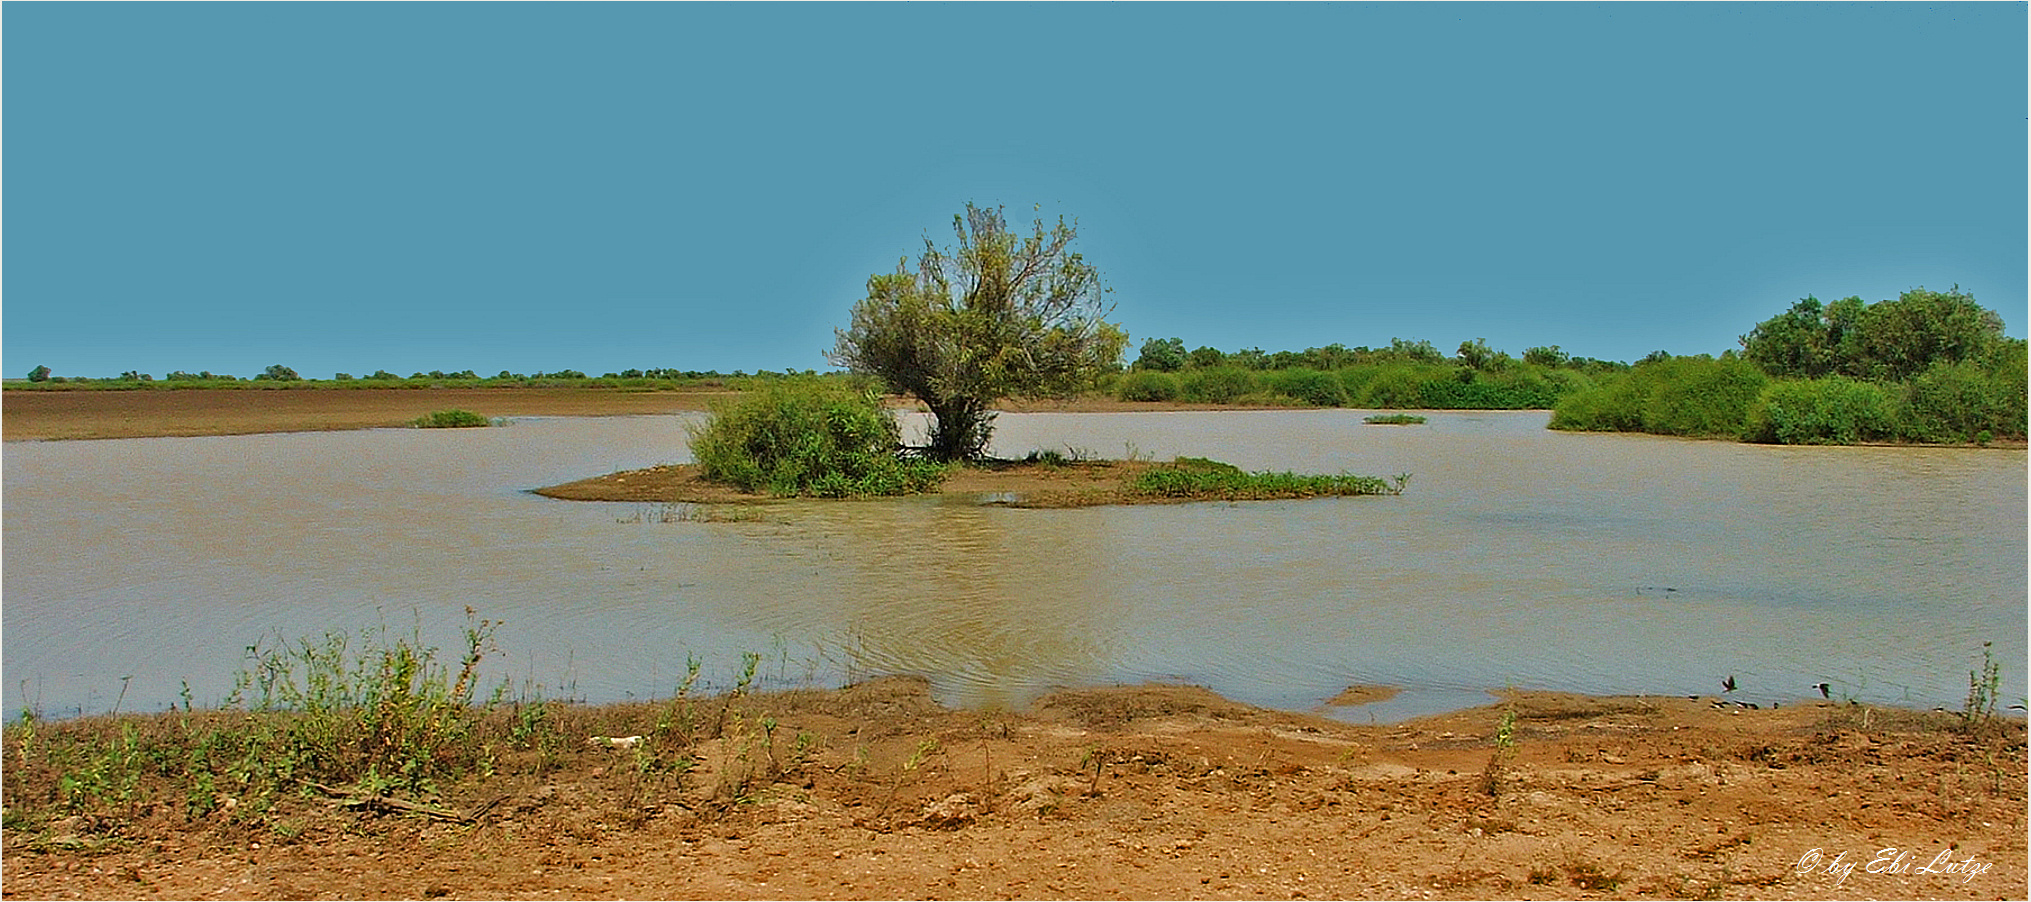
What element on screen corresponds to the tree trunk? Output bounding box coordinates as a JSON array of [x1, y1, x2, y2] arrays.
[[925, 397, 994, 462]]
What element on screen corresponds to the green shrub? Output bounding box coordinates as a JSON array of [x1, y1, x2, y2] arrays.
[[1551, 356, 1767, 437], [412, 409, 492, 429], [1115, 370, 1182, 402], [687, 379, 945, 497], [1127, 456, 1406, 499], [1349, 364, 1434, 408], [1742, 378, 1893, 444], [1178, 366, 1256, 403], [1263, 368, 1346, 406], [1548, 372, 1647, 432], [1364, 413, 1426, 425], [1894, 360, 2027, 443], [1635, 356, 1768, 437]]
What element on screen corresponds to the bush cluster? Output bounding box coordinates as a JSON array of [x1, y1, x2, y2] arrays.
[[687, 379, 946, 497], [1554, 346, 2026, 445], [1112, 356, 1596, 410]]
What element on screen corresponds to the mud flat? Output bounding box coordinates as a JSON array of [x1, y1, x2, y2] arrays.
[[3, 679, 2023, 900]]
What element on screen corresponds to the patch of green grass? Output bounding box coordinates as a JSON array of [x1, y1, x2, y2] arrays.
[[411, 409, 492, 428], [1126, 457, 1408, 500], [1363, 413, 1427, 425]]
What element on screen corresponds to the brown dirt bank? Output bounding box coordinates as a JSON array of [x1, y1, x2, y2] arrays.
[[0, 388, 1257, 442], [1, 387, 743, 442], [3, 680, 2022, 900]]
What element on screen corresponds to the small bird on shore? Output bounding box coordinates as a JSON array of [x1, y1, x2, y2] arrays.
[[1813, 682, 1831, 699], [1723, 675, 1737, 693]]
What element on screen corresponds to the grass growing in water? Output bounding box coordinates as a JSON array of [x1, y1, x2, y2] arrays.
[[1126, 457, 1408, 500], [411, 409, 492, 428], [1363, 413, 1427, 425]]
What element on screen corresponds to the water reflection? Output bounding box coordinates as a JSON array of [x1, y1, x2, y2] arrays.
[[4, 411, 2024, 722]]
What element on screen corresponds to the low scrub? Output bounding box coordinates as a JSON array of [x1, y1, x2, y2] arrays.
[[1127, 456, 1407, 500], [1364, 413, 1426, 425], [1262, 368, 1347, 407], [1893, 359, 2027, 444], [412, 409, 492, 428], [1178, 366, 1257, 403], [1551, 356, 1766, 438], [687, 379, 945, 497], [1742, 378, 1892, 445], [1114, 370, 1181, 402]]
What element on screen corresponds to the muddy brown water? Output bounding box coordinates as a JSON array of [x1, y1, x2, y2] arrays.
[[4, 410, 2023, 722]]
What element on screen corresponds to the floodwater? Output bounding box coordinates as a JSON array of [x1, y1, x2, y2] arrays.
[[4, 411, 2024, 722]]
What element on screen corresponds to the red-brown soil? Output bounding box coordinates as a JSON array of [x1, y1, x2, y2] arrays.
[[3, 679, 2023, 900], [0, 388, 736, 441]]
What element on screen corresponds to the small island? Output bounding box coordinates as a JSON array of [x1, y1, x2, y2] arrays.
[[536, 455, 1407, 510]]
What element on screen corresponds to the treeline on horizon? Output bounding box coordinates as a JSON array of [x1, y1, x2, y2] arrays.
[[13, 286, 2023, 446], [1110, 285, 2023, 445], [12, 364, 825, 390]]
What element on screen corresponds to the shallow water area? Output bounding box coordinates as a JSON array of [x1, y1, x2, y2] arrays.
[[5, 410, 2024, 724]]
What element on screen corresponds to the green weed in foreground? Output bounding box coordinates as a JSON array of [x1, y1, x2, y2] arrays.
[[1127, 457, 1408, 500], [411, 409, 492, 428], [1363, 413, 1427, 425]]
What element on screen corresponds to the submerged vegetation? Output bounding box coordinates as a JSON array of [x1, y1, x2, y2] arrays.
[[1125, 456, 1408, 501], [410, 409, 492, 429]]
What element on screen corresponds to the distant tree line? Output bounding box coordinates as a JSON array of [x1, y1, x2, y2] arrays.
[[1109, 335, 1625, 410], [1550, 286, 2024, 445], [13, 366, 824, 388]]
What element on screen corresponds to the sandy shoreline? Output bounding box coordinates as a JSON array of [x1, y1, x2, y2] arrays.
[[2, 678, 2022, 900]]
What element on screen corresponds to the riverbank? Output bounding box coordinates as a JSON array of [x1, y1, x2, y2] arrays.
[[3, 679, 2022, 900]]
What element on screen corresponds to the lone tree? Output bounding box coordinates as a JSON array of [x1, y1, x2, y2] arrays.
[[830, 203, 1128, 461]]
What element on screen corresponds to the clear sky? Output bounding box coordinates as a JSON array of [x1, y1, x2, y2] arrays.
[[5, 3, 2025, 379]]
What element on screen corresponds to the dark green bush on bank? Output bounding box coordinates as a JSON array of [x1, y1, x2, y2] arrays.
[[1179, 366, 1257, 403], [1741, 377, 1893, 445], [687, 379, 946, 497], [1550, 356, 1767, 438], [1893, 357, 2028, 443], [1115, 370, 1182, 402]]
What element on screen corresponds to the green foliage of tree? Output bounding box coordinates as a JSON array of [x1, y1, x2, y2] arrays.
[[1743, 287, 2004, 382], [1456, 338, 1497, 371], [1134, 337, 1187, 372], [259, 364, 301, 382], [1522, 346, 1570, 368], [1187, 346, 1228, 368], [26, 365, 51, 382], [1850, 286, 2006, 382], [687, 379, 946, 497], [830, 203, 1129, 462]]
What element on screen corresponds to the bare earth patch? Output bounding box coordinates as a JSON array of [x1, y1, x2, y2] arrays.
[[3, 680, 2023, 900]]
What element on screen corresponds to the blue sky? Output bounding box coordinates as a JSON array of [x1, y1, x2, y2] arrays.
[[6, 3, 2025, 379]]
